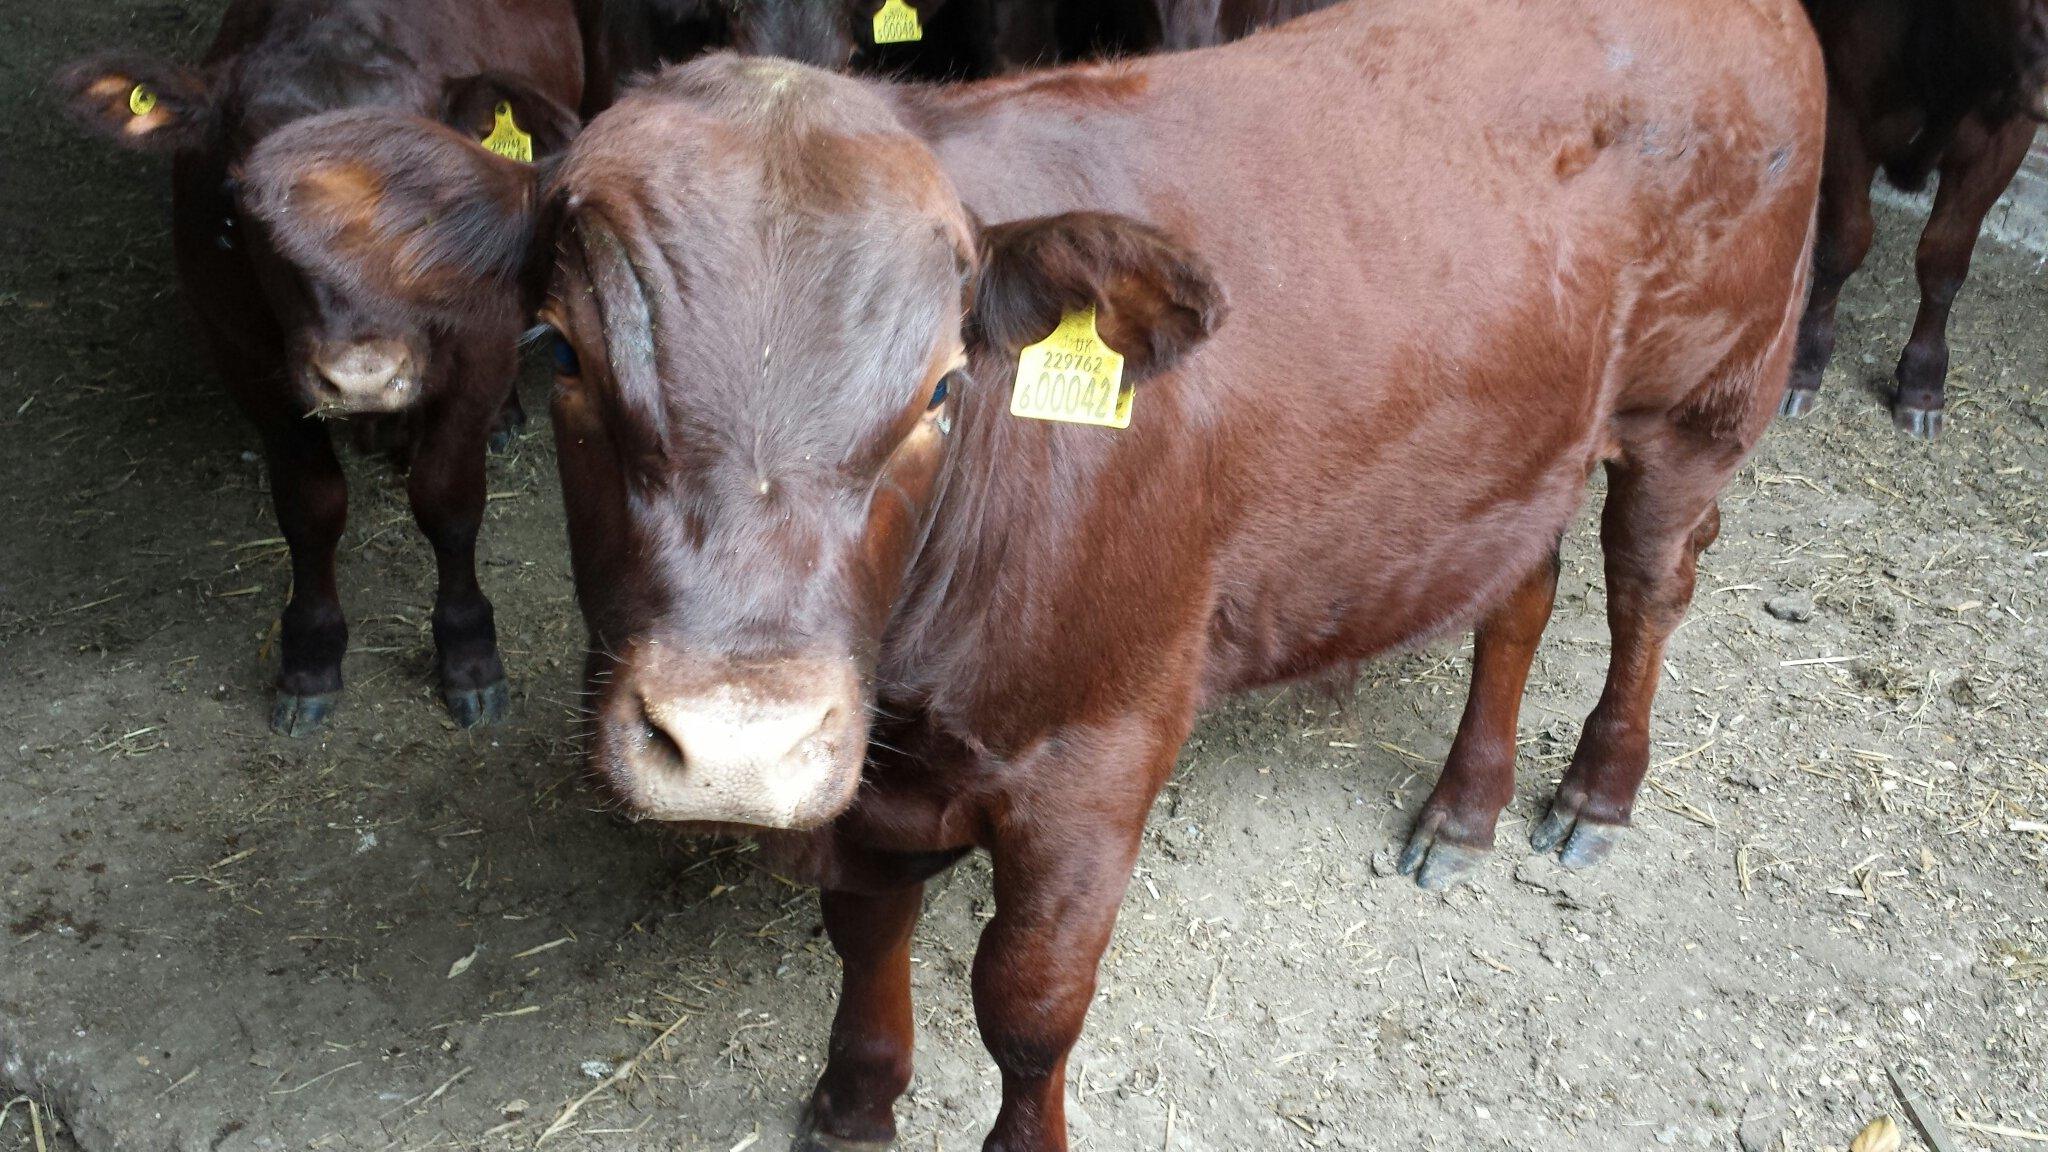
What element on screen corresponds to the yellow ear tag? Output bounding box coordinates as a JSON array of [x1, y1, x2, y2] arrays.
[[873, 0, 922, 44], [481, 101, 534, 163], [1009, 306, 1131, 429], [128, 84, 158, 117]]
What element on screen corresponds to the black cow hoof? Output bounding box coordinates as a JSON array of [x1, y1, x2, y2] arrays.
[[1395, 818, 1490, 891], [443, 677, 510, 728], [1778, 388, 1818, 418], [793, 1106, 894, 1152], [271, 692, 337, 738], [488, 403, 528, 454], [1893, 404, 1943, 440], [791, 1126, 892, 1152], [1529, 800, 1624, 870]]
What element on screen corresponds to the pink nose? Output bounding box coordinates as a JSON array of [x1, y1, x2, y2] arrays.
[[310, 339, 413, 401]]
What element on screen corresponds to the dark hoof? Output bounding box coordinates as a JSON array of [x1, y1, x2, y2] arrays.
[[792, 1122, 892, 1152], [1396, 815, 1490, 891], [271, 691, 337, 737], [1530, 798, 1625, 870], [1778, 387, 1818, 418], [489, 401, 528, 454], [1892, 404, 1943, 440], [443, 677, 510, 728]]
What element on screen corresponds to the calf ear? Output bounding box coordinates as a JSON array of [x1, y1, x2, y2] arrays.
[[439, 72, 583, 161], [243, 108, 549, 322], [971, 211, 1226, 382], [54, 54, 214, 152]]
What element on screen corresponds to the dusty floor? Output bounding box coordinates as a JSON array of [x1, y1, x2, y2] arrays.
[[4, 4, 2047, 1151]]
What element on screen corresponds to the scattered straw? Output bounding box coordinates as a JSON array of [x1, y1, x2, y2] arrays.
[[1, 1098, 45, 1152], [512, 936, 574, 960], [270, 1060, 362, 1096], [1951, 1117, 2048, 1144], [536, 1014, 690, 1146]]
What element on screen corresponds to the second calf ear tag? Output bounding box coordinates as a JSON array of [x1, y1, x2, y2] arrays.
[[481, 101, 534, 163], [1009, 306, 1132, 429], [873, 0, 922, 44]]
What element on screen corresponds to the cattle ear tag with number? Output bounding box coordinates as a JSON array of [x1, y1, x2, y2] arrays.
[[128, 84, 157, 117], [1009, 305, 1132, 429], [873, 0, 922, 44], [481, 101, 534, 163]]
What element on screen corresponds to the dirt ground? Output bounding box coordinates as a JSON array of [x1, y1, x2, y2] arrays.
[[4, 4, 2046, 1151]]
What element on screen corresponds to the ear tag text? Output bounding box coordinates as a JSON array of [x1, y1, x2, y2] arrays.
[[873, 0, 923, 44], [481, 101, 534, 163], [1010, 306, 1131, 429], [128, 84, 157, 117]]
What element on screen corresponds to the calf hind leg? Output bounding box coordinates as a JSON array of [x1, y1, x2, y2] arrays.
[[488, 384, 527, 454], [1531, 453, 1723, 869], [1891, 116, 2034, 439], [1785, 106, 1877, 418], [1397, 547, 1558, 890]]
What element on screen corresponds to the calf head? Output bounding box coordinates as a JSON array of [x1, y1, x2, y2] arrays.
[[244, 55, 1223, 829], [56, 54, 578, 416]]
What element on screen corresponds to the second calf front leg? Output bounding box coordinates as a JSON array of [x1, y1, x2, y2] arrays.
[[407, 397, 508, 727]]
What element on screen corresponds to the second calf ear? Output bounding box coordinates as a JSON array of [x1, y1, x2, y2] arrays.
[[244, 108, 549, 322], [53, 53, 215, 153], [439, 72, 583, 163], [972, 211, 1226, 382]]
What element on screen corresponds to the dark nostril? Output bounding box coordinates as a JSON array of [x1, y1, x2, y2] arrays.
[[638, 700, 685, 769]]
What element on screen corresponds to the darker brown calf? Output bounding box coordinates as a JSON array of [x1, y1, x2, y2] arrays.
[[245, 0, 1824, 1145], [55, 0, 597, 734], [1787, 0, 2047, 438]]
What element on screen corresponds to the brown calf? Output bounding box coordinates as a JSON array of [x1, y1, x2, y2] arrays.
[[246, 0, 1824, 1145], [56, 0, 598, 735], [1787, 0, 2048, 438]]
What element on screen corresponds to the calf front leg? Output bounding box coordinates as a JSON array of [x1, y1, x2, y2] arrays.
[[220, 338, 350, 738], [1398, 544, 1559, 890], [1892, 115, 2034, 439], [976, 792, 1157, 1152], [258, 415, 351, 736], [798, 884, 927, 1152], [408, 376, 509, 727]]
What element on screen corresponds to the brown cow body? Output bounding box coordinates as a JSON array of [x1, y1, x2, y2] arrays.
[[246, 0, 1824, 1146], [1787, 0, 2048, 437], [58, 0, 596, 734]]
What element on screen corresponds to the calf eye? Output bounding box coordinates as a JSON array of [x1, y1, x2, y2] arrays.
[[550, 330, 581, 377], [928, 372, 956, 410]]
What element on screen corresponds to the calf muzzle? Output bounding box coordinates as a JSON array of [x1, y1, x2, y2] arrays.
[[305, 338, 420, 414], [596, 646, 867, 830]]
